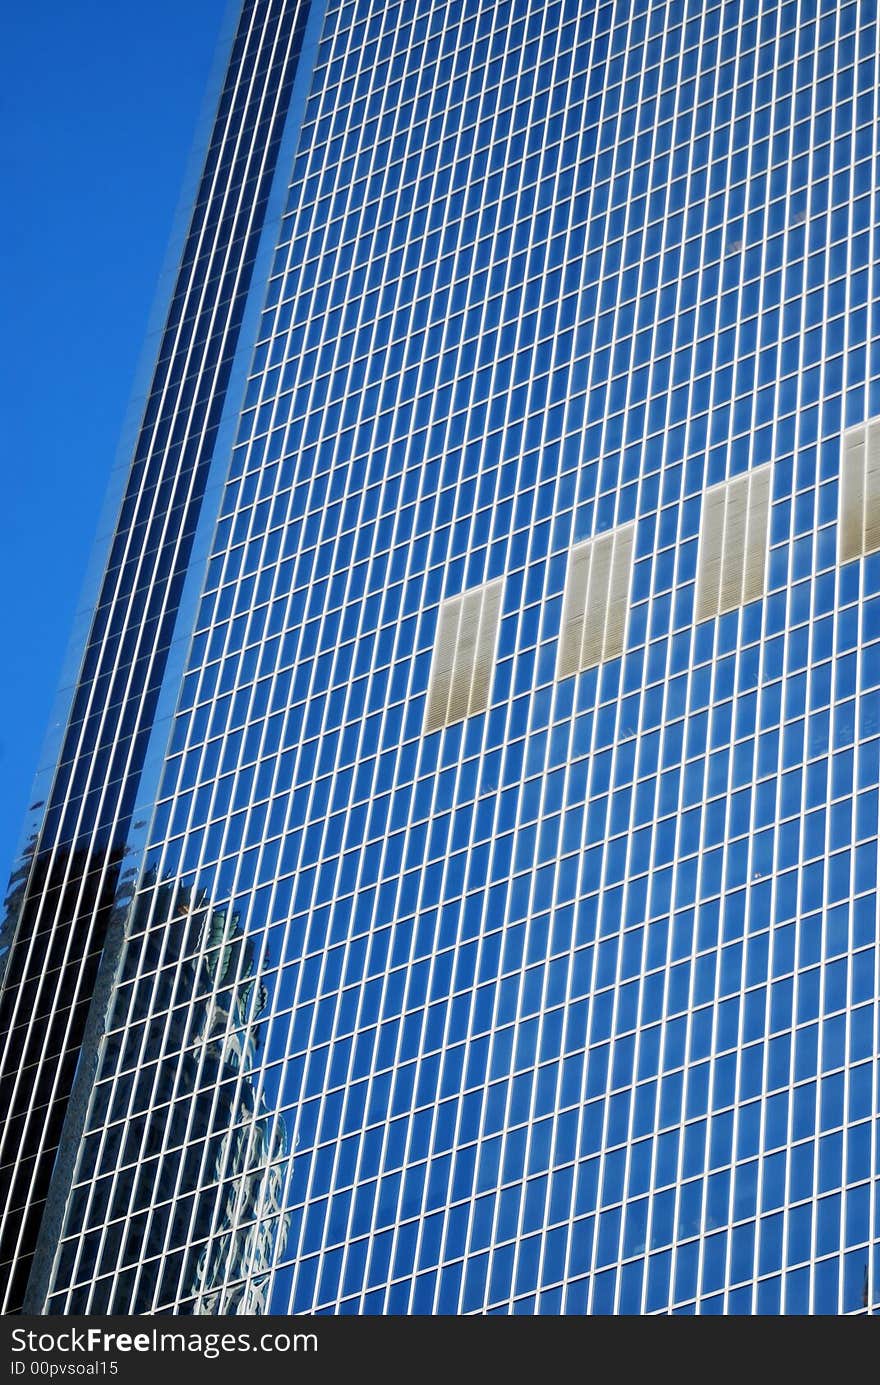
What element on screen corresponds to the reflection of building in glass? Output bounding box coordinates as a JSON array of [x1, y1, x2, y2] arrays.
[[6, 0, 880, 1316], [45, 877, 289, 1314], [189, 895, 290, 1315]]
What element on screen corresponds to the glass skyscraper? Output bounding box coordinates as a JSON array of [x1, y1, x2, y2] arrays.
[[2, 0, 880, 1316]]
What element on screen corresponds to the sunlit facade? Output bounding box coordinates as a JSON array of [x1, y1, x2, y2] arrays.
[[4, 0, 880, 1315]]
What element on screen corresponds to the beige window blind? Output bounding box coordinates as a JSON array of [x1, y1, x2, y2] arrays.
[[840, 417, 880, 564], [695, 465, 772, 622], [557, 522, 635, 679], [424, 577, 504, 731]]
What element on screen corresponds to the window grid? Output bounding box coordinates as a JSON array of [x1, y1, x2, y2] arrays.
[[36, 0, 880, 1317]]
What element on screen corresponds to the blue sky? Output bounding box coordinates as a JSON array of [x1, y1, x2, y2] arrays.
[[0, 2, 228, 878]]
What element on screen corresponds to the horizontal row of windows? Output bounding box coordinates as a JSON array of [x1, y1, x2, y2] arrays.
[[59, 1162, 879, 1278], [95, 980, 877, 1104], [69, 1094, 875, 1240], [151, 719, 878, 871], [318, 0, 858, 54], [308, 6, 871, 144], [149, 730, 877, 893], [54, 1241, 880, 1315], [109, 905, 877, 1024], [318, 0, 858, 79], [113, 889, 871, 1001], [57, 1151, 878, 1307], [279, 250, 872, 351], [173, 529, 875, 786], [299, 63, 875, 184], [282, 157, 878, 290], [113, 897, 867, 1038], [51, 1229, 880, 1317], [185, 550, 867, 686], [197, 504, 853, 648], [252, 310, 877, 431], [275, 178, 877, 321], [110, 924, 873, 1083], [295, 92, 878, 218], [246, 316, 876, 438], [245, 329, 878, 449], [297, 85, 879, 208], [213, 455, 842, 561]]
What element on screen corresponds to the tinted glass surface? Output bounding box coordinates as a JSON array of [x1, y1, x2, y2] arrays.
[[42, 0, 880, 1315], [0, 0, 312, 1313]]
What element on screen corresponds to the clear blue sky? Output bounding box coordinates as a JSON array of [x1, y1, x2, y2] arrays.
[[0, 1, 229, 879]]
